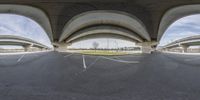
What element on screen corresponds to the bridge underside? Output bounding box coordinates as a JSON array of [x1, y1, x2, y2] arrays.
[[0, 1, 199, 41], [0, 1, 199, 53]]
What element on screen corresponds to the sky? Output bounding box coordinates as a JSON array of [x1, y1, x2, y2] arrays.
[[0, 14, 199, 49], [159, 14, 200, 46], [0, 14, 52, 48]]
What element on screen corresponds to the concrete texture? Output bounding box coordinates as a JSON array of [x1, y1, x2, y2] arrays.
[[0, 1, 199, 42], [66, 25, 143, 43], [60, 10, 150, 42]]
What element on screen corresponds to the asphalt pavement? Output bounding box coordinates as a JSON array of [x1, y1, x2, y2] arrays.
[[0, 51, 199, 100]]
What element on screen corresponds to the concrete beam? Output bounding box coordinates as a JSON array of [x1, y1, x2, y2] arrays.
[[0, 35, 50, 49], [60, 10, 150, 42], [68, 33, 138, 44], [66, 25, 143, 43]]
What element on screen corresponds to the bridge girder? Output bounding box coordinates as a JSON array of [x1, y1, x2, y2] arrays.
[[0, 2, 199, 51], [0, 35, 50, 49], [66, 25, 144, 43], [59, 10, 150, 42]]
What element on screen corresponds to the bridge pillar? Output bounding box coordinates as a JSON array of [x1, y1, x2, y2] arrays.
[[164, 48, 169, 52], [23, 45, 32, 52], [53, 42, 72, 52], [180, 45, 189, 53], [40, 48, 46, 51], [136, 41, 157, 54]]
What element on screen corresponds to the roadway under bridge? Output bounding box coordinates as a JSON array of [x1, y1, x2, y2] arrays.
[[0, 51, 199, 100]]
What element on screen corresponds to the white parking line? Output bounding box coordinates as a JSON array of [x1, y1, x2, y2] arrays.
[[164, 51, 200, 55], [88, 56, 101, 68], [64, 53, 74, 58], [113, 55, 142, 58], [100, 56, 139, 64], [184, 57, 200, 61], [75, 56, 100, 75], [82, 55, 87, 69], [17, 54, 25, 62]]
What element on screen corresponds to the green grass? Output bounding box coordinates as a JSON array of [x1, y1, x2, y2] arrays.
[[79, 50, 128, 56]]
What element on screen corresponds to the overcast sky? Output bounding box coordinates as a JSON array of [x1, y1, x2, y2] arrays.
[[0, 14, 52, 48], [159, 14, 200, 46], [0, 14, 199, 49]]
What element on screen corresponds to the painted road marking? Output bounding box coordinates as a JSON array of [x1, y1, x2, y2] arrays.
[[184, 57, 200, 61], [113, 55, 143, 58], [100, 56, 139, 64], [75, 56, 100, 75], [17, 54, 25, 62], [75, 55, 138, 76], [164, 51, 200, 55], [64, 53, 74, 58], [88, 56, 101, 68], [82, 55, 87, 69]]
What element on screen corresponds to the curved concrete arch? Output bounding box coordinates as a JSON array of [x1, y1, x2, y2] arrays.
[[66, 25, 143, 43], [69, 33, 137, 44], [59, 10, 151, 42], [158, 4, 200, 41], [0, 4, 53, 41]]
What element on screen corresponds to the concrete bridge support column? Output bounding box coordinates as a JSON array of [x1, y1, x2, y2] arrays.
[[180, 45, 189, 53], [199, 47, 200, 53], [40, 48, 46, 51], [141, 45, 152, 53], [53, 42, 72, 52], [164, 48, 169, 52], [136, 42, 157, 54], [23, 45, 32, 52]]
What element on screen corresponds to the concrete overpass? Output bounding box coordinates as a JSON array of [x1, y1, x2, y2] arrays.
[[0, 1, 199, 53], [0, 35, 50, 51], [162, 35, 200, 53]]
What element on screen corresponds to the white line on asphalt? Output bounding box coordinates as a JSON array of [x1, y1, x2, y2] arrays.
[[82, 55, 87, 69], [17, 54, 25, 62], [164, 51, 200, 55], [88, 56, 101, 68], [75, 56, 100, 75], [100, 56, 139, 64], [64, 53, 74, 58], [113, 55, 142, 58], [184, 57, 200, 61]]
